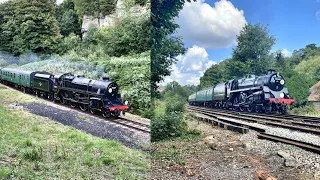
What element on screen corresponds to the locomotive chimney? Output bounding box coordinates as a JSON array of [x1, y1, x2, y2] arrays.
[[77, 74, 85, 78], [102, 76, 109, 81]]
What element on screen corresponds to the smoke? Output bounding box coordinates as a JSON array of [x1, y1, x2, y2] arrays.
[[0, 51, 44, 67]]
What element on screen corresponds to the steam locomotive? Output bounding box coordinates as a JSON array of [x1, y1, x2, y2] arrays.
[[188, 69, 294, 114], [0, 67, 129, 117]]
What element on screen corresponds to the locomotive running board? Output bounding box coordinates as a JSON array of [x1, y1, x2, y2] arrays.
[[230, 86, 262, 93]]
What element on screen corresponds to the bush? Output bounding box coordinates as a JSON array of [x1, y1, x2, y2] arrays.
[[151, 111, 187, 142], [289, 104, 319, 117], [164, 94, 185, 113]]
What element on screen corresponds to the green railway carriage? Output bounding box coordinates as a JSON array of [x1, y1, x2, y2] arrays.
[[188, 93, 196, 102], [0, 68, 36, 88], [205, 87, 214, 101], [195, 89, 207, 101]]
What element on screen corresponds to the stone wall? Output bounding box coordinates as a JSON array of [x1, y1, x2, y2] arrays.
[[81, 0, 148, 38]]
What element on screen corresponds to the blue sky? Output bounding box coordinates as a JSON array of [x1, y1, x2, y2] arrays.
[[207, 0, 320, 61], [162, 0, 320, 86]]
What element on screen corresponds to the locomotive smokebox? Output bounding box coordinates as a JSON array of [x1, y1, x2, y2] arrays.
[[102, 76, 110, 81]]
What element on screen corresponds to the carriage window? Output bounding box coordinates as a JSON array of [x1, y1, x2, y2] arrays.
[[14, 73, 16, 78], [10, 73, 12, 77]]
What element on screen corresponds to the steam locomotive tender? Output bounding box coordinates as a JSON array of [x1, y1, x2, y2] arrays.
[[0, 67, 128, 117], [188, 69, 294, 114]]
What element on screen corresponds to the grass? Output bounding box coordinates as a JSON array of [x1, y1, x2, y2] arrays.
[[0, 86, 149, 179], [288, 104, 320, 117], [151, 133, 202, 166]]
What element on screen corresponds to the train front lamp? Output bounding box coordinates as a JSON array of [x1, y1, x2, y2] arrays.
[[280, 92, 285, 98], [125, 100, 128, 105], [280, 80, 285, 85], [108, 88, 112, 93]]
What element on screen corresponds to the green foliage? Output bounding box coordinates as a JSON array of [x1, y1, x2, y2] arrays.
[[164, 94, 185, 113], [200, 63, 228, 88], [151, 0, 195, 95], [62, 33, 81, 53], [74, 0, 117, 17], [295, 55, 320, 82], [55, 0, 81, 37], [285, 71, 314, 105], [104, 53, 151, 117], [233, 23, 276, 64], [0, 0, 62, 55], [93, 10, 150, 57], [0, 168, 11, 179], [290, 104, 317, 115], [22, 147, 43, 161], [151, 111, 187, 142]]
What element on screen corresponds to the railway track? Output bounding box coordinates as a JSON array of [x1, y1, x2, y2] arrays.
[[187, 105, 320, 135], [0, 83, 150, 133], [109, 117, 150, 133], [186, 105, 320, 154], [258, 133, 320, 154]]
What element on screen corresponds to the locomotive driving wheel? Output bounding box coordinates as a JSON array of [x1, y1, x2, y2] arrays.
[[70, 101, 77, 108], [279, 104, 287, 115], [264, 102, 272, 114], [247, 102, 255, 112], [90, 108, 95, 114], [102, 109, 111, 118], [79, 104, 88, 112]]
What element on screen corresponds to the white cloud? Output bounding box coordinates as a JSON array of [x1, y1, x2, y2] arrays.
[[316, 9, 320, 20], [175, 0, 247, 49], [281, 49, 292, 57], [161, 45, 217, 86]]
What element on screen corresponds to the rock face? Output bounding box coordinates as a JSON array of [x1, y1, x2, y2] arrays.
[[81, 0, 148, 38]]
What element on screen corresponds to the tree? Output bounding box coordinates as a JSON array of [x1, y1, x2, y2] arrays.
[[0, 0, 62, 55], [55, 0, 81, 37], [233, 23, 276, 63], [74, 0, 117, 18], [93, 11, 150, 57], [151, 0, 195, 96], [231, 23, 276, 75], [200, 64, 226, 88]]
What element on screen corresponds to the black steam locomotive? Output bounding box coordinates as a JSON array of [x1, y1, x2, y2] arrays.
[[188, 69, 294, 114], [0, 67, 128, 117]]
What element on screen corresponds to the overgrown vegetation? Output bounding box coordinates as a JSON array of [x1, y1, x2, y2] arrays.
[[151, 82, 198, 141], [0, 87, 149, 179]]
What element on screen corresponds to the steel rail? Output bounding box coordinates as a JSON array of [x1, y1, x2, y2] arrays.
[[187, 105, 320, 135], [258, 133, 320, 154]]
